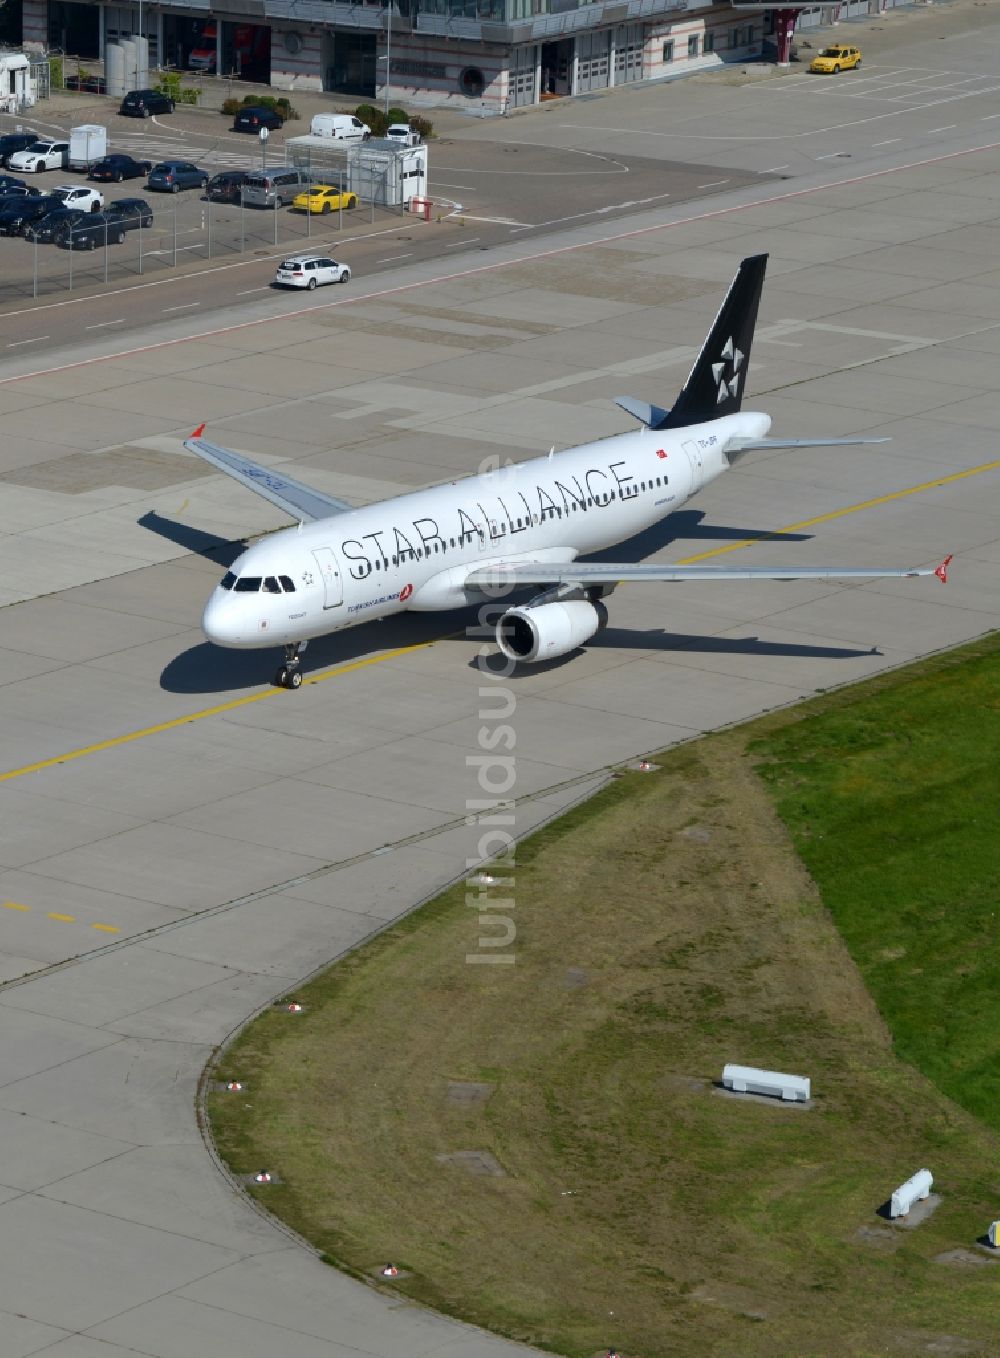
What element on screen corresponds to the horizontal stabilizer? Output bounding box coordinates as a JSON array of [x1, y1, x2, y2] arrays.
[[614, 396, 672, 428], [465, 558, 949, 589], [727, 436, 891, 454], [185, 427, 353, 523]]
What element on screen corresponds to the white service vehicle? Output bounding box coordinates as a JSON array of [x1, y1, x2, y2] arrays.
[[274, 254, 351, 289], [309, 113, 369, 141], [184, 255, 950, 689]]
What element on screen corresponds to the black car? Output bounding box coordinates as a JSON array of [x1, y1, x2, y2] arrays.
[[0, 174, 38, 197], [233, 105, 284, 133], [0, 132, 40, 167], [0, 194, 61, 236], [58, 212, 128, 249], [205, 170, 250, 204], [24, 207, 89, 243], [119, 88, 175, 118], [103, 197, 153, 230], [89, 154, 153, 183]]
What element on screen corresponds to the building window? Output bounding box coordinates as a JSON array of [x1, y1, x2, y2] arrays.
[[688, 34, 699, 58], [662, 40, 674, 64]]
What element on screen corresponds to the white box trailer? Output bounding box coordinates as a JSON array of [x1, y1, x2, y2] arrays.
[[69, 125, 107, 171]]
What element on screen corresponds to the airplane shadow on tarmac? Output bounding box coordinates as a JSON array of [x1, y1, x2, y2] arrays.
[[155, 509, 834, 695]]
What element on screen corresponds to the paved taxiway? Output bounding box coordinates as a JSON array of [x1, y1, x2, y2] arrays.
[[2, 8, 1000, 1355]]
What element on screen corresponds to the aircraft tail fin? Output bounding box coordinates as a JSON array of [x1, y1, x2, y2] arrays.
[[653, 254, 768, 431]]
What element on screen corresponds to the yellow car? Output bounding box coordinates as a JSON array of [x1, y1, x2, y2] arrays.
[[292, 184, 359, 214], [809, 45, 861, 74]]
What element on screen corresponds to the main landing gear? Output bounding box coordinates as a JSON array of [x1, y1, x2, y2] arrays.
[[275, 641, 307, 689]]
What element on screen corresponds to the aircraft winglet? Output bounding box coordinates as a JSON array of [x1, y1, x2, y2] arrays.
[[934, 554, 953, 584], [191, 422, 206, 439]]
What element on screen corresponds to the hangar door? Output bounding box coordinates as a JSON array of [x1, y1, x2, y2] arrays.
[[576, 30, 610, 94], [613, 23, 643, 85]]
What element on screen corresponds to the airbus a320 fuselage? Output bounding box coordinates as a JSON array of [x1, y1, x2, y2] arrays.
[[186, 255, 948, 688]]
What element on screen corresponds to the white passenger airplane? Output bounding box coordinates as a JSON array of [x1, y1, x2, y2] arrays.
[[187, 254, 949, 688]]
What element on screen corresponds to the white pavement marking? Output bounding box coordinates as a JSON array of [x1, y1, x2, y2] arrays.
[[85, 319, 125, 330], [162, 302, 201, 312], [929, 125, 958, 133], [6, 335, 47, 347], [872, 139, 902, 146], [697, 180, 730, 188], [377, 253, 413, 262], [236, 286, 271, 295], [759, 166, 789, 173], [445, 237, 479, 246]]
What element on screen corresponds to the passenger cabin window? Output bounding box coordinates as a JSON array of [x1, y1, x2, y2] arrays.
[[279, 575, 295, 592], [220, 571, 236, 590], [263, 577, 281, 593], [234, 576, 262, 592]]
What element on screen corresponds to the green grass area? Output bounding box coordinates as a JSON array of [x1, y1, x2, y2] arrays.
[[207, 635, 1000, 1358], [753, 633, 1000, 1132]]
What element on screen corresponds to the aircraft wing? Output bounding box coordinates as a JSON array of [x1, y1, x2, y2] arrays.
[[725, 436, 891, 452], [465, 556, 951, 588], [184, 426, 353, 522]]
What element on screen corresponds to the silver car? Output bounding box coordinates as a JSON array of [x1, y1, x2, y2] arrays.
[[274, 255, 351, 290]]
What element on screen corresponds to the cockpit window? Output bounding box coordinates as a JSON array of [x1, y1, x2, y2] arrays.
[[220, 571, 236, 590], [279, 575, 295, 592], [263, 576, 281, 593], [233, 576, 262, 592]]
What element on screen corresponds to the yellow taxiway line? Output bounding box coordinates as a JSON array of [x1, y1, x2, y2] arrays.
[[1, 458, 998, 788]]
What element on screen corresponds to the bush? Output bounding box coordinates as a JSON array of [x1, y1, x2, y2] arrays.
[[355, 103, 378, 125], [156, 71, 181, 98], [365, 109, 390, 137], [221, 97, 241, 117], [179, 87, 200, 105], [387, 106, 408, 124], [49, 56, 64, 90], [241, 93, 298, 120], [408, 113, 433, 140]]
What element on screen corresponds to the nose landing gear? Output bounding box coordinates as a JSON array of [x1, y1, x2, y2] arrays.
[[275, 641, 307, 689]]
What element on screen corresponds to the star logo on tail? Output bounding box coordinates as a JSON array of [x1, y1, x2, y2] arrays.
[[711, 336, 744, 404]]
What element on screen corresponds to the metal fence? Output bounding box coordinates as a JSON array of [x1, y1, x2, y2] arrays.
[[1, 195, 370, 304]]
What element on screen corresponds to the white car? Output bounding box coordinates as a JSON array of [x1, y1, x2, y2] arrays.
[[8, 140, 69, 173], [386, 123, 420, 146], [275, 255, 351, 290], [50, 183, 104, 213]]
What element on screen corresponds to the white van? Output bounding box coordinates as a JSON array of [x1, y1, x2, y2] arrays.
[[310, 113, 369, 142]]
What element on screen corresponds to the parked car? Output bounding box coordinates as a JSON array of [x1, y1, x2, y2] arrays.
[[103, 197, 153, 230], [275, 255, 351, 290], [8, 141, 70, 173], [385, 123, 420, 146], [292, 184, 358, 214], [58, 212, 128, 249], [146, 160, 209, 193], [809, 44, 861, 74], [309, 113, 369, 142], [89, 154, 153, 183], [50, 183, 104, 213], [24, 207, 89, 243], [240, 168, 311, 208], [119, 89, 175, 118], [233, 105, 284, 133], [0, 132, 40, 167], [0, 194, 61, 236], [0, 174, 38, 196], [205, 170, 250, 204]]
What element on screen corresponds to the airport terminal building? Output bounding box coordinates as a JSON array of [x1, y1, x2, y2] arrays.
[[23, 1, 887, 112]]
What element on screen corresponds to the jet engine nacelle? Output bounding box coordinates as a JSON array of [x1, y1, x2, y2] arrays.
[[496, 599, 608, 664]]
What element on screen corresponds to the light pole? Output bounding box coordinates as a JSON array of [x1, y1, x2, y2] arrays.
[[383, 0, 391, 117]]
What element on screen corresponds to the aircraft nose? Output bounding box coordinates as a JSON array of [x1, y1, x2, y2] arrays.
[[202, 591, 241, 647]]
